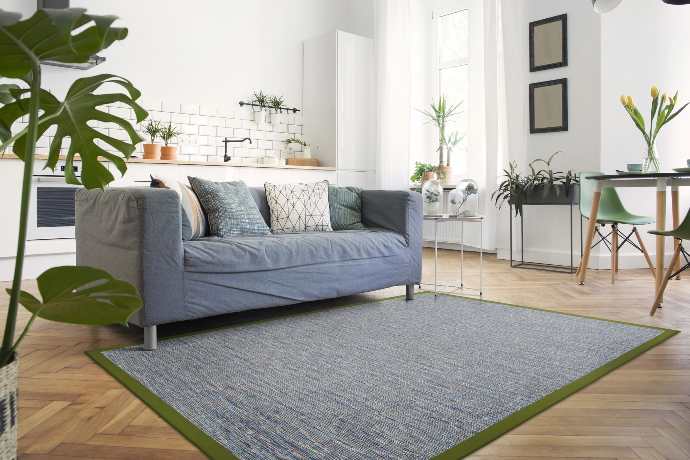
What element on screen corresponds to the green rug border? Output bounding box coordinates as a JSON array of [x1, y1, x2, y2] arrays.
[[86, 292, 679, 460]]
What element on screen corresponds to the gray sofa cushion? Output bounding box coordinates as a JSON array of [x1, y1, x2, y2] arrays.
[[184, 229, 407, 274]]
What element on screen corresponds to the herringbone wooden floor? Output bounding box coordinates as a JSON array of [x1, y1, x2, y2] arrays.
[[4, 249, 689, 459]]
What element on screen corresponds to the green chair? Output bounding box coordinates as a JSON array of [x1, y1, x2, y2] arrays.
[[649, 210, 690, 315], [579, 172, 655, 283]]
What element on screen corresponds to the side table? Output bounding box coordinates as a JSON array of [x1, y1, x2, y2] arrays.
[[422, 214, 484, 297]]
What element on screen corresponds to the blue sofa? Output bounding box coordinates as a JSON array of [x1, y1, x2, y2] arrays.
[[75, 187, 423, 349]]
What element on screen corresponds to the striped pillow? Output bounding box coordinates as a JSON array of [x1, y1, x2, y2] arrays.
[[328, 185, 365, 230], [150, 176, 207, 239]]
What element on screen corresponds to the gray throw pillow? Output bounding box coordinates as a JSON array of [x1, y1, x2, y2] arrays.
[[188, 177, 270, 237], [328, 185, 365, 230]]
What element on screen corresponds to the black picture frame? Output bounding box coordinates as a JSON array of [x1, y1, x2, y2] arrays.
[[529, 78, 568, 134], [529, 14, 568, 72]]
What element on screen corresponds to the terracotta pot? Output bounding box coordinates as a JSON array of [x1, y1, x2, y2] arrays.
[[142, 143, 161, 160], [437, 165, 453, 185], [160, 146, 178, 161], [421, 171, 437, 184]]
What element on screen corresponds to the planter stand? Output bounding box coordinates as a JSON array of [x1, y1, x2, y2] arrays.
[[509, 185, 582, 273]]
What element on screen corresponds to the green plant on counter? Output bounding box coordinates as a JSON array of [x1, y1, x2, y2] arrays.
[[252, 90, 268, 109], [268, 95, 285, 112], [159, 123, 182, 146], [143, 119, 162, 144], [284, 136, 308, 147], [0, 8, 145, 368], [492, 151, 578, 217], [410, 162, 438, 184]]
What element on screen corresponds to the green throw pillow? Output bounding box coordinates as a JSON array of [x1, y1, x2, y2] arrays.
[[188, 177, 270, 237], [328, 185, 365, 230]]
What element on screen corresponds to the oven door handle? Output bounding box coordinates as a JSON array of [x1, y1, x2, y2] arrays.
[[33, 175, 80, 183]]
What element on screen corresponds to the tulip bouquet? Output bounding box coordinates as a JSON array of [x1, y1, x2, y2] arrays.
[[620, 86, 689, 173]]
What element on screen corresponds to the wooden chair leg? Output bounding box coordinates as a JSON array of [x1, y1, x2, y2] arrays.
[[633, 227, 655, 278], [651, 243, 682, 316], [611, 225, 618, 284]]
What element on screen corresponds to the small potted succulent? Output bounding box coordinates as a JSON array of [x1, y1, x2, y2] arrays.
[[252, 90, 268, 125], [268, 95, 285, 124], [284, 136, 310, 158], [159, 123, 182, 160], [142, 119, 162, 160]]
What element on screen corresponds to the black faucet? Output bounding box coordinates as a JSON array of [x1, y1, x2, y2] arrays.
[[223, 137, 252, 162]]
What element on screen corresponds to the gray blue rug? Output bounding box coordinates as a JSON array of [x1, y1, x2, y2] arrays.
[[88, 293, 677, 459]]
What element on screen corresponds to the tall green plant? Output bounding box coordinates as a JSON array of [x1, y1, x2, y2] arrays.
[[0, 8, 144, 367], [418, 95, 463, 166]]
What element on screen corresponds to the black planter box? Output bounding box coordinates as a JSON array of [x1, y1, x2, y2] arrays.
[[519, 183, 579, 206]]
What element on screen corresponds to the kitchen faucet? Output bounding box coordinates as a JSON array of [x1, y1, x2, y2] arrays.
[[223, 137, 252, 162]]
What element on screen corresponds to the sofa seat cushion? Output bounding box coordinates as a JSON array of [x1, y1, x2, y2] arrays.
[[184, 229, 407, 274]]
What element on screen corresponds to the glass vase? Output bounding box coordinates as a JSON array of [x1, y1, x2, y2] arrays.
[[422, 179, 443, 216], [448, 179, 479, 217], [643, 143, 661, 173]]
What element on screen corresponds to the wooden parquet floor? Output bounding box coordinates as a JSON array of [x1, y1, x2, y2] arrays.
[[3, 249, 689, 459]]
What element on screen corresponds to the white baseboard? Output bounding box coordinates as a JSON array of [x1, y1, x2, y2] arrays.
[[0, 252, 76, 282]]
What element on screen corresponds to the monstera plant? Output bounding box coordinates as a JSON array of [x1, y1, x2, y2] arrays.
[[0, 7, 145, 452]]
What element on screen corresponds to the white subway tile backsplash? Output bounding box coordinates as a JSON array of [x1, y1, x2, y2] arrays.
[[190, 115, 209, 126], [234, 128, 250, 138], [161, 101, 180, 112], [180, 103, 199, 115], [171, 113, 190, 124], [198, 125, 216, 136], [216, 127, 233, 137], [258, 140, 273, 150], [199, 104, 218, 116], [199, 145, 216, 156]]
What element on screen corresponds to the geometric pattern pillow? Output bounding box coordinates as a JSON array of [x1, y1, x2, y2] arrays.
[[328, 185, 365, 230], [264, 181, 333, 233], [188, 177, 271, 237]]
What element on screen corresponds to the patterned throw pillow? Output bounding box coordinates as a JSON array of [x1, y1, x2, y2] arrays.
[[150, 175, 207, 240], [264, 181, 333, 233], [188, 177, 271, 237], [328, 185, 365, 230]]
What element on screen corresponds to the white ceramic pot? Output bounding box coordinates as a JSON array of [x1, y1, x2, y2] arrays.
[[254, 110, 266, 125], [0, 357, 17, 460], [302, 146, 312, 159]]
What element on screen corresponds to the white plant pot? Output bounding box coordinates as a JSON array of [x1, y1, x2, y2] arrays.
[[0, 357, 17, 459], [302, 146, 311, 159], [271, 112, 284, 125], [254, 110, 266, 125]]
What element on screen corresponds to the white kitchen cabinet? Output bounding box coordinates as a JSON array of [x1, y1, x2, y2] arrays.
[[303, 30, 375, 186]]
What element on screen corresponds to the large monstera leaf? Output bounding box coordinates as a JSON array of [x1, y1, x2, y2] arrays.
[[0, 74, 147, 188], [7, 266, 141, 326], [0, 8, 127, 77]]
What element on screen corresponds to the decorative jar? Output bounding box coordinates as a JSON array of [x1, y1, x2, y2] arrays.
[[422, 178, 443, 216]]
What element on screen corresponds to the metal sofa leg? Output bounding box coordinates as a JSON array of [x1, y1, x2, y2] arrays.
[[406, 284, 415, 301], [144, 326, 157, 350]]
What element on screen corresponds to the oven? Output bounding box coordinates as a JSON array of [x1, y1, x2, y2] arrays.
[[27, 162, 80, 241]]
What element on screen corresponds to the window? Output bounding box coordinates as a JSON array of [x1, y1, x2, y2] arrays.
[[434, 7, 470, 170]]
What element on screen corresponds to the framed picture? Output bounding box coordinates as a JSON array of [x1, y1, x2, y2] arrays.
[[529, 14, 567, 72], [529, 78, 568, 134]]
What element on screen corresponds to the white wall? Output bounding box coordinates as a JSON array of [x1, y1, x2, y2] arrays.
[[601, 1, 690, 265], [496, 0, 601, 266], [2, 0, 374, 110]]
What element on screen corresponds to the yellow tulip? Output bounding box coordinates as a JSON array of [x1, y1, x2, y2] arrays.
[[651, 86, 660, 98], [620, 95, 628, 107], [626, 96, 634, 107]]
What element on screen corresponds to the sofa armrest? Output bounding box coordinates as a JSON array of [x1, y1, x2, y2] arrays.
[[75, 187, 185, 327], [361, 190, 422, 282]]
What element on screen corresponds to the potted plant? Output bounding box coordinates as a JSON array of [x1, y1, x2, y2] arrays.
[[142, 119, 162, 160], [410, 162, 438, 185], [159, 123, 182, 160], [284, 136, 310, 158], [620, 86, 688, 173], [0, 8, 144, 456], [492, 151, 578, 216], [252, 90, 268, 125], [268, 95, 285, 124], [418, 95, 463, 184]]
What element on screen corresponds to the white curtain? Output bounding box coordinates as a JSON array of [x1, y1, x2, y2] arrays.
[[374, 0, 413, 190]]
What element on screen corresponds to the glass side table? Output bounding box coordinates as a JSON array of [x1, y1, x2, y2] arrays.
[[422, 214, 484, 297]]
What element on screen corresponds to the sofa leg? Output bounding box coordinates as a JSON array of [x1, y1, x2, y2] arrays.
[[406, 284, 415, 301], [144, 326, 157, 350]]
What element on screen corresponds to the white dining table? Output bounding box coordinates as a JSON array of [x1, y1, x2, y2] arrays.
[[577, 172, 690, 304]]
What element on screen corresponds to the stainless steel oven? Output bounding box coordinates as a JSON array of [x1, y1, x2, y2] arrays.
[[27, 162, 80, 241]]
